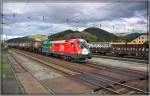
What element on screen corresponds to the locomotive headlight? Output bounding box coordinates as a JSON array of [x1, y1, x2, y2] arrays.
[[82, 48, 89, 55]]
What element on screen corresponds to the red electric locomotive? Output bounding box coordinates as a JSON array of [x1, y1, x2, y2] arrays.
[[42, 39, 92, 61]]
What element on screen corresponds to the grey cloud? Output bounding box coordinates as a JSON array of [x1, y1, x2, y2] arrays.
[[3, 2, 147, 38], [3, 3, 147, 25]]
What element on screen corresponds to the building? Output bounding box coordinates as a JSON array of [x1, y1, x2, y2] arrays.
[[111, 33, 148, 45], [130, 33, 148, 44]]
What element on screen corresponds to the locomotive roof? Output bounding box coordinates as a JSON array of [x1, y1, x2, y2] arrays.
[[49, 39, 86, 43], [50, 39, 78, 43]]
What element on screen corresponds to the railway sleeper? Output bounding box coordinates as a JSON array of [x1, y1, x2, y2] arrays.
[[119, 80, 126, 84], [92, 81, 122, 92], [139, 77, 146, 80], [75, 74, 120, 93], [93, 87, 103, 92], [83, 72, 148, 94]]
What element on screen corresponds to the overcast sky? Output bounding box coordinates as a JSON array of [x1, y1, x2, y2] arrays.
[[2, 2, 147, 39]]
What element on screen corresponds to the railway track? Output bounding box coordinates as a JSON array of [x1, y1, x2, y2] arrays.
[[92, 55, 148, 64], [12, 49, 148, 95], [84, 62, 148, 79], [48, 61, 148, 94], [8, 51, 55, 95], [12, 49, 121, 94]]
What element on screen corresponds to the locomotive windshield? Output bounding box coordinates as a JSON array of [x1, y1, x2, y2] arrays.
[[78, 39, 89, 49]]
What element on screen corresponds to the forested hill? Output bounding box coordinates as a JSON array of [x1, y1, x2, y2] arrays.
[[6, 34, 48, 43], [48, 27, 119, 42], [7, 27, 143, 43], [83, 27, 119, 42]]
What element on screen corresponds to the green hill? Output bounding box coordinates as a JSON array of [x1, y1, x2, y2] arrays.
[[48, 30, 97, 42], [83, 27, 119, 42], [6, 34, 48, 43], [8, 27, 141, 43], [119, 32, 141, 41], [23, 34, 48, 41], [48, 27, 120, 42]]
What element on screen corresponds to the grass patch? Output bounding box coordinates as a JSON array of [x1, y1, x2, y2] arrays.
[[0, 50, 14, 79], [1, 49, 26, 94]]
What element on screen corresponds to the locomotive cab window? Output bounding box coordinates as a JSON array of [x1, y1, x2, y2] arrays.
[[78, 39, 89, 49]]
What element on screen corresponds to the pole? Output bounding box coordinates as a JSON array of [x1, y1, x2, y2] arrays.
[[42, 16, 44, 21], [100, 24, 101, 29]]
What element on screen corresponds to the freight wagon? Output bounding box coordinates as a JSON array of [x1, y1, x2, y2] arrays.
[[111, 42, 148, 57], [89, 42, 148, 58]]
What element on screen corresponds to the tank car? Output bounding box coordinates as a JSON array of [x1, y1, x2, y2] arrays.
[[32, 41, 42, 53]]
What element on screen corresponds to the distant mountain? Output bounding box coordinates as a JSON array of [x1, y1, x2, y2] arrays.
[[48, 30, 97, 42], [23, 34, 48, 41], [6, 34, 48, 43], [49, 27, 120, 42], [7, 28, 143, 43], [83, 27, 119, 42], [114, 32, 133, 37], [119, 32, 141, 41]]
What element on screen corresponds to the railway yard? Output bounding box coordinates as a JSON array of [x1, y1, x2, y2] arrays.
[[2, 48, 148, 95], [2, 2, 149, 95]]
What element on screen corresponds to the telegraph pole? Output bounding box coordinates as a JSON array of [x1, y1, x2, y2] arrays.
[[99, 24, 101, 29], [113, 25, 115, 33], [6, 33, 7, 41], [42, 16, 44, 21], [5, 33, 7, 47], [13, 13, 15, 17], [132, 24, 135, 32]]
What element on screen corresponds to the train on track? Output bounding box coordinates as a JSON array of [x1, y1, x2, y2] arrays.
[[89, 42, 149, 58], [7, 39, 92, 61]]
